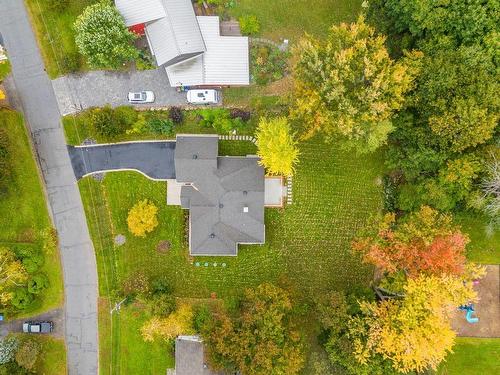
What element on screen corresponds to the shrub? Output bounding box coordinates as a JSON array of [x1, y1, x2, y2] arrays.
[[148, 118, 174, 136], [114, 106, 138, 128], [239, 15, 260, 36], [90, 106, 130, 138], [126, 114, 147, 135], [146, 293, 176, 317], [27, 274, 49, 294], [151, 277, 173, 295], [127, 199, 159, 237], [0, 337, 18, 365], [169, 106, 184, 124], [15, 339, 40, 371], [251, 45, 289, 85], [11, 289, 34, 310], [198, 108, 244, 134], [230, 108, 251, 122], [136, 50, 155, 71], [16, 247, 44, 274]]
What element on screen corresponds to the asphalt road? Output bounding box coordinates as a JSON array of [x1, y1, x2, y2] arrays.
[[0, 1, 99, 374], [68, 141, 176, 180]]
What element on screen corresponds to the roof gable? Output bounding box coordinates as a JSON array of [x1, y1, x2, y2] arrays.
[[115, 0, 166, 27], [145, 0, 206, 66]]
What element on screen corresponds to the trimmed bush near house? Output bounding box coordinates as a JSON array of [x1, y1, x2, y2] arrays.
[[148, 118, 174, 136], [239, 15, 260, 36], [197, 108, 245, 134], [169, 106, 184, 124]]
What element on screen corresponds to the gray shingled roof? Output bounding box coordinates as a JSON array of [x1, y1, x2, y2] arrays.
[[175, 135, 265, 256], [175, 336, 222, 375]]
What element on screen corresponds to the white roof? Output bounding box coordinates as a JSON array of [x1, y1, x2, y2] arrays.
[[165, 17, 249, 86], [145, 0, 205, 66], [115, 0, 166, 27]]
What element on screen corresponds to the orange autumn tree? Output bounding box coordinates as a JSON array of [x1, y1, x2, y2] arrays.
[[352, 206, 468, 277]]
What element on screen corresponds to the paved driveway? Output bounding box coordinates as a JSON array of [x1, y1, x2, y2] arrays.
[[52, 69, 186, 115], [0, 1, 98, 373], [68, 141, 176, 180], [0, 308, 64, 339]]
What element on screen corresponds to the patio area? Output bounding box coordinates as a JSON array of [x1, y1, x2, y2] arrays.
[[265, 176, 286, 207]]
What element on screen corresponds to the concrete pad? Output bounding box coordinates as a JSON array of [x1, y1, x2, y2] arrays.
[[265, 176, 284, 207], [167, 179, 183, 205]]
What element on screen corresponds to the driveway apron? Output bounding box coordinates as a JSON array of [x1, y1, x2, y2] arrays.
[[0, 1, 99, 374], [68, 141, 176, 180]]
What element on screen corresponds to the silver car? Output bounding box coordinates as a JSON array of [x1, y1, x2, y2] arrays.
[[128, 91, 155, 104], [23, 321, 54, 334]]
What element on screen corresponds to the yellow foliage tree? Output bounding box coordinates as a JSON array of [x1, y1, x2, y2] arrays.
[[0, 90, 5, 101], [352, 274, 478, 373], [292, 16, 419, 153], [141, 304, 194, 342], [255, 117, 300, 176], [0, 247, 28, 305], [127, 199, 159, 237]]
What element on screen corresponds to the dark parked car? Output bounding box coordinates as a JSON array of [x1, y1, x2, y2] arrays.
[[22, 321, 53, 334]]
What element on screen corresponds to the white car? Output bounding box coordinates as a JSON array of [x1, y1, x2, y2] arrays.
[[186, 89, 220, 105], [128, 91, 155, 104]]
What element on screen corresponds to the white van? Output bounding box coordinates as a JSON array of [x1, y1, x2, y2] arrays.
[[186, 89, 220, 105]]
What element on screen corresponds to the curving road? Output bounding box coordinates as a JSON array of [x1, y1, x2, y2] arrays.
[[0, 1, 99, 374]]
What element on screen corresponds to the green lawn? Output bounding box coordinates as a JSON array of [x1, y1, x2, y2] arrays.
[[229, 0, 362, 41], [0, 110, 64, 317], [454, 212, 500, 264], [25, 0, 97, 78], [78, 136, 383, 373], [439, 338, 500, 375], [32, 335, 67, 375]]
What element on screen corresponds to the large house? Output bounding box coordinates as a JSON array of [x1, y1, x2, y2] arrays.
[[115, 0, 250, 87], [171, 135, 265, 256]]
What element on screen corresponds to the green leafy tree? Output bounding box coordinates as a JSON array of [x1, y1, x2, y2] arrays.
[[74, 2, 139, 69], [0, 247, 28, 306], [0, 336, 18, 364], [410, 41, 498, 154], [292, 16, 417, 153], [369, 0, 499, 45], [255, 117, 299, 176], [204, 283, 305, 375]]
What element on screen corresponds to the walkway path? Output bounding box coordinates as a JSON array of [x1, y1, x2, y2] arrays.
[[52, 69, 186, 116], [69, 141, 176, 180], [0, 1, 99, 374]]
